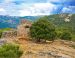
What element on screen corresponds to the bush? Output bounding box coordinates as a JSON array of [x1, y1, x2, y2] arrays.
[[0, 32, 2, 38], [30, 18, 56, 42], [60, 31, 72, 40], [0, 44, 23, 58]]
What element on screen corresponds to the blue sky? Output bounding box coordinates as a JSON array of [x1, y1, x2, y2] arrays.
[[0, 0, 75, 16]]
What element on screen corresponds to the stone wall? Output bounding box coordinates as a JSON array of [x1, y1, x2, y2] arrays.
[[1, 30, 17, 38], [1, 20, 32, 40]]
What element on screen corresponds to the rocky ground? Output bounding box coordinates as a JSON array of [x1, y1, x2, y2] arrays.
[[15, 39, 75, 58], [0, 34, 75, 58], [0, 23, 75, 58], [16, 22, 75, 58]]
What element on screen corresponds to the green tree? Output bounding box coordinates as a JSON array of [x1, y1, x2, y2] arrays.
[[30, 17, 56, 42]]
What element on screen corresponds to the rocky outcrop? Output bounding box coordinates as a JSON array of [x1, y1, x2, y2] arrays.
[[21, 50, 71, 58], [18, 39, 75, 58], [1, 29, 17, 38], [17, 20, 32, 40]]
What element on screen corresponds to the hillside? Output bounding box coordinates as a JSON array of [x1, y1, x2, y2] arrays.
[[0, 13, 75, 29], [48, 14, 75, 34], [1, 24, 75, 58], [0, 18, 75, 58], [38, 14, 75, 40], [0, 14, 75, 29]]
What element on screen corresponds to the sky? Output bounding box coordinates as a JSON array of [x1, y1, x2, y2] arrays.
[[0, 0, 75, 16]]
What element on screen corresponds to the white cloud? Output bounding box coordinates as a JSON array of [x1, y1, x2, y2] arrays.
[[0, 8, 6, 15], [0, 0, 74, 16], [47, 0, 66, 3], [62, 6, 75, 13], [19, 9, 31, 16], [62, 7, 71, 12], [19, 3, 56, 16], [0, 8, 5, 12]]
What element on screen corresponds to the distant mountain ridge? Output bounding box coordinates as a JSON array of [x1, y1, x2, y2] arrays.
[[0, 15, 39, 28], [0, 14, 75, 29]]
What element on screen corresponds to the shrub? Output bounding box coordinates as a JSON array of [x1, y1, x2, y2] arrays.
[[0, 44, 23, 58], [60, 31, 72, 40], [0, 32, 2, 38], [30, 18, 56, 42]]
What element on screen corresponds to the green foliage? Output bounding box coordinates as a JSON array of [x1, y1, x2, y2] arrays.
[[0, 28, 12, 32], [56, 27, 71, 38], [41, 14, 75, 41], [0, 44, 23, 58], [30, 18, 56, 42], [60, 31, 72, 40], [71, 35, 75, 41]]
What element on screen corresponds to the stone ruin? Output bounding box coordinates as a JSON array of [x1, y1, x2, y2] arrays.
[[0, 19, 32, 41], [17, 19, 32, 40]]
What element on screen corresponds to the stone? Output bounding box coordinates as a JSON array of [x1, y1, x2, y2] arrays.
[[0, 39, 7, 46], [1, 30, 17, 38]]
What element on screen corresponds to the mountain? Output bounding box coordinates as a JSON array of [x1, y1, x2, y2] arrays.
[[0, 15, 39, 28], [48, 14, 75, 34], [0, 13, 75, 32]]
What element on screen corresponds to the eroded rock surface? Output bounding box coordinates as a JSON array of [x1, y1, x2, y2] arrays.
[[19, 40, 75, 58]]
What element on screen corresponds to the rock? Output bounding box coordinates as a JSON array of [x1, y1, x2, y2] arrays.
[[37, 51, 72, 58], [1, 30, 17, 38], [0, 39, 7, 45]]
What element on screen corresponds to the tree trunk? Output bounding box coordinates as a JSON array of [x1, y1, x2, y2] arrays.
[[37, 38, 41, 42]]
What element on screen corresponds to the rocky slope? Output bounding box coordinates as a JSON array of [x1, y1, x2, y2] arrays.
[[18, 39, 75, 58], [1, 35, 75, 58], [0, 19, 75, 58]]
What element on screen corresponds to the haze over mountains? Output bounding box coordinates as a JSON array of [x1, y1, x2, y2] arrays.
[[0, 15, 39, 28]]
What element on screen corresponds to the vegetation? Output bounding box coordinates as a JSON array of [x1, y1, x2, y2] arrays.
[[30, 14, 74, 42], [60, 31, 72, 40], [0, 44, 23, 58], [48, 14, 75, 40], [0, 14, 74, 58], [0, 32, 2, 38], [30, 18, 56, 42], [0, 28, 12, 32]]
